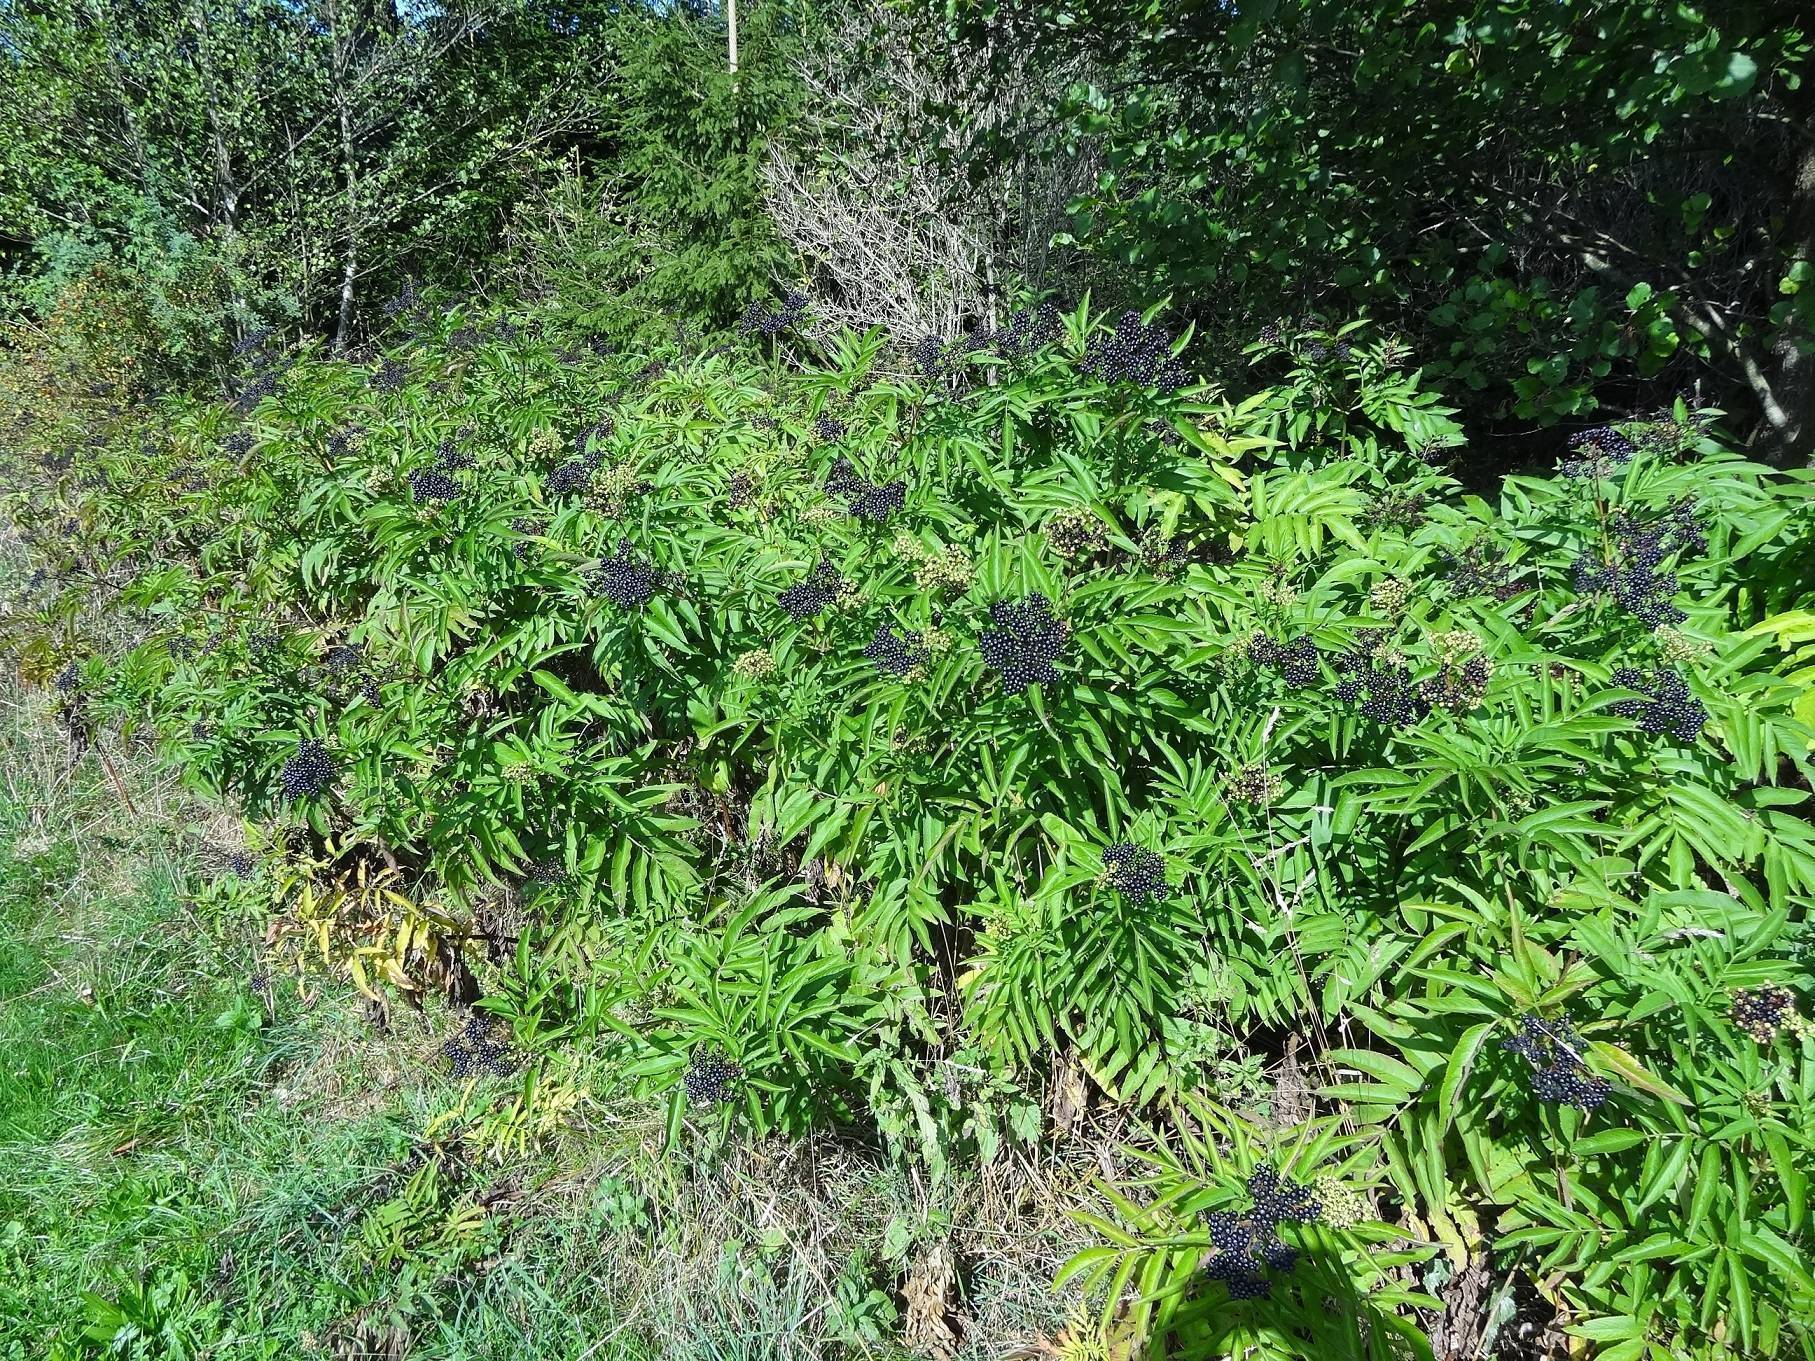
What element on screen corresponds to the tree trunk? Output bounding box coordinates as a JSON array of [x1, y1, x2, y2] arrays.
[[330, 0, 359, 353], [335, 240, 358, 354], [1768, 136, 1815, 463], [186, 0, 240, 230]]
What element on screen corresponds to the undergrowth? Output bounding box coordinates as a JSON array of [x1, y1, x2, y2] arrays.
[[4, 293, 1815, 1358], [0, 658, 1099, 1359]]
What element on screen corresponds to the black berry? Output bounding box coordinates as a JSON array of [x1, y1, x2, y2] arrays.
[[1102, 842, 1167, 902], [978, 594, 1067, 691], [278, 738, 335, 800]]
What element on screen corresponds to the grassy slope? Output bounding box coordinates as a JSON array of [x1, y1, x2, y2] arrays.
[[0, 685, 415, 1357], [0, 683, 1097, 1361]]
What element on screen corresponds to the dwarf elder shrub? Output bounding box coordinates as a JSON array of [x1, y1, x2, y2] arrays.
[[5, 296, 1815, 1359]]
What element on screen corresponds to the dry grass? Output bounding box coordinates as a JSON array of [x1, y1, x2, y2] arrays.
[[466, 1089, 1128, 1360]]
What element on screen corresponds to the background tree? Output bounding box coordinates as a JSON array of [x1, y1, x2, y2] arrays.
[[762, 0, 1089, 338], [932, 0, 1815, 457], [0, 0, 794, 360]]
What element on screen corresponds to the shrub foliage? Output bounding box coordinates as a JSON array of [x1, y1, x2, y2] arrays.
[[6, 296, 1815, 1359]]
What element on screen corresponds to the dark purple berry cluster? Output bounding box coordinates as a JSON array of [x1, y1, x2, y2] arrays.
[[986, 303, 1061, 361], [824, 457, 904, 519], [1205, 1213, 1274, 1299], [1572, 556, 1682, 628], [371, 358, 409, 393], [779, 560, 848, 620], [408, 467, 459, 504], [545, 459, 594, 497], [230, 370, 278, 413], [1297, 330, 1358, 363], [1362, 490, 1428, 532], [225, 333, 285, 411], [222, 430, 254, 459], [444, 1013, 516, 1079], [546, 421, 613, 497], [1144, 417, 1184, 449], [1334, 651, 1430, 728], [813, 413, 847, 443], [908, 333, 961, 382], [1561, 426, 1637, 480], [1730, 983, 1797, 1043], [1203, 1170, 1323, 1300], [1441, 540, 1524, 602], [1419, 654, 1493, 713], [1081, 311, 1188, 391], [278, 737, 335, 800], [739, 291, 810, 337], [1609, 667, 1708, 741], [1134, 529, 1198, 577], [978, 594, 1067, 690], [1102, 842, 1167, 902], [168, 461, 210, 493], [682, 1049, 743, 1104], [850, 479, 906, 522], [526, 858, 570, 887], [1625, 497, 1705, 558], [433, 438, 474, 471], [589, 540, 660, 608], [1250, 634, 1320, 688], [1248, 1167, 1324, 1229], [576, 417, 616, 459], [382, 276, 423, 321], [825, 458, 861, 498], [232, 327, 275, 359], [316, 642, 384, 707], [1502, 1014, 1610, 1111], [727, 473, 755, 509], [865, 625, 927, 679], [1571, 500, 1703, 629]]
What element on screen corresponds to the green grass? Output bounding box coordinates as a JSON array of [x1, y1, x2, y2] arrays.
[[0, 692, 408, 1358], [0, 685, 1088, 1360]]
